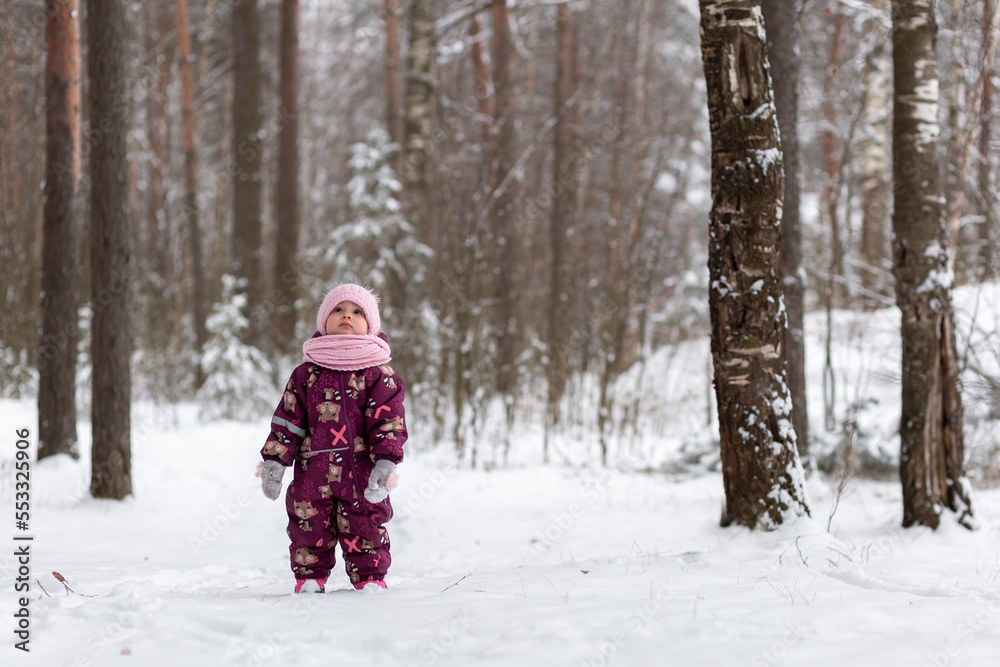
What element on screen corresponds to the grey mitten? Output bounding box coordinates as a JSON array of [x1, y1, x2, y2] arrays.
[[364, 459, 398, 503], [259, 460, 286, 500]]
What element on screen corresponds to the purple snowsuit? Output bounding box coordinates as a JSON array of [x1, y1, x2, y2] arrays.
[[262, 339, 406, 585]]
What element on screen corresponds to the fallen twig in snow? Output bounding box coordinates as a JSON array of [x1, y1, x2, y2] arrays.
[[440, 574, 471, 593], [52, 572, 96, 598], [54, 571, 74, 595]]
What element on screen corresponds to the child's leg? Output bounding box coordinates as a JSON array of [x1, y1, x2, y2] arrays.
[[285, 482, 337, 580], [335, 499, 392, 585]]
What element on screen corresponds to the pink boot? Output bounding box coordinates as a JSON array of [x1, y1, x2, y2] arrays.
[[295, 577, 328, 594], [353, 580, 387, 591]]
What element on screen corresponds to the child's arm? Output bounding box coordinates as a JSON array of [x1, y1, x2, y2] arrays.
[[261, 367, 309, 467], [365, 365, 407, 464]]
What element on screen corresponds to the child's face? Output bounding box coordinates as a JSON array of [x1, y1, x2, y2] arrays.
[[326, 300, 369, 335]]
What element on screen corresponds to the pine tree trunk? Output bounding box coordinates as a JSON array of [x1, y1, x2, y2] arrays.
[[176, 0, 207, 386], [402, 0, 433, 243], [384, 0, 405, 161], [211, 78, 235, 310], [890, 0, 973, 529], [547, 1, 577, 435], [0, 0, 16, 355], [699, 0, 809, 529], [231, 0, 263, 315], [88, 0, 132, 500], [274, 0, 301, 353], [469, 12, 493, 144], [38, 0, 81, 461], [29, 18, 48, 358], [618, 0, 651, 374], [2, 0, 45, 358], [761, 0, 809, 461], [597, 8, 630, 465], [571, 3, 618, 384], [490, 0, 520, 405], [858, 5, 891, 308], [144, 0, 174, 354], [521, 4, 543, 221], [146, 0, 172, 281]]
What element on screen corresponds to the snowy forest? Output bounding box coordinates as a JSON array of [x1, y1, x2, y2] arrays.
[[1, 0, 1000, 663]]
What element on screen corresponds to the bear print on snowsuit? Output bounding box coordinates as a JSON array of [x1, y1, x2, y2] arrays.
[[262, 350, 406, 586]]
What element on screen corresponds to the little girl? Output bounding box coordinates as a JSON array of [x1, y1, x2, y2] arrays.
[[257, 284, 406, 593]]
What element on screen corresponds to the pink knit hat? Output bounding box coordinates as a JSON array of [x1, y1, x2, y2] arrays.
[[316, 284, 381, 336]]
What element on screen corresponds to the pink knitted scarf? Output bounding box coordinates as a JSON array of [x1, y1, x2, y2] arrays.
[[302, 333, 391, 371]]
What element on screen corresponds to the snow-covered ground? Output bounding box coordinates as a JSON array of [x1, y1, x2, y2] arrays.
[[1, 399, 998, 667], [1, 282, 999, 666]]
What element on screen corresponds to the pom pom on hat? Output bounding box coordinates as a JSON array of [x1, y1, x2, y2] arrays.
[[316, 284, 382, 336]]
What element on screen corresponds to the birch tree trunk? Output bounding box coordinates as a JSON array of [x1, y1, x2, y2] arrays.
[[761, 0, 809, 462], [979, 0, 997, 279], [821, 8, 846, 305], [858, 8, 891, 308], [176, 0, 207, 386], [890, 0, 974, 529], [88, 0, 133, 500], [944, 0, 999, 276], [943, 0, 970, 274], [38, 0, 81, 460], [699, 0, 809, 529], [274, 0, 301, 353]]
